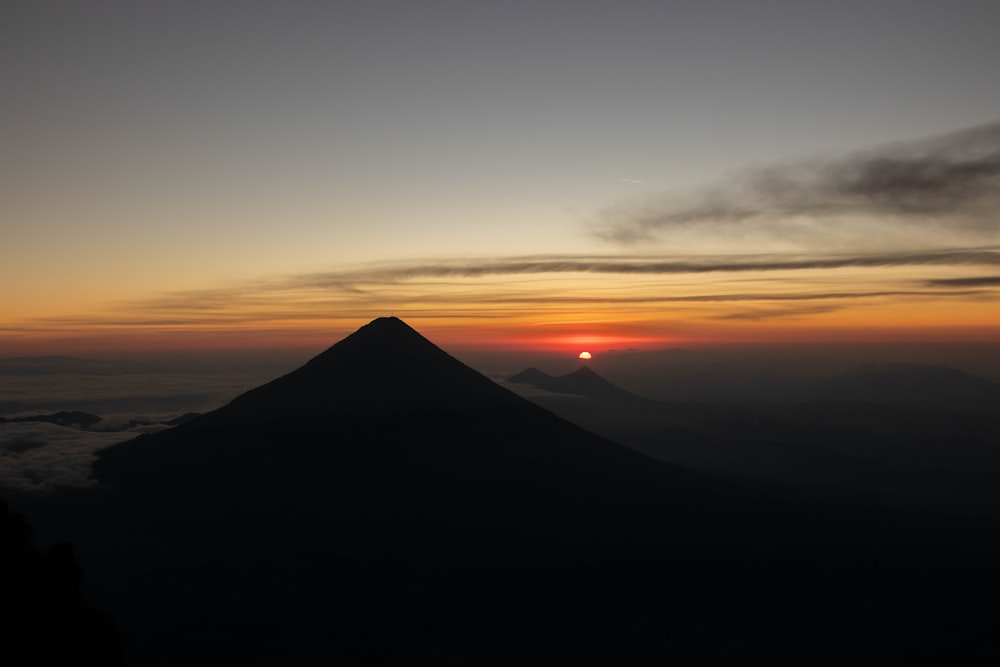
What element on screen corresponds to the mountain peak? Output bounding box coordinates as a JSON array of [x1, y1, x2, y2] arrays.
[[177, 316, 535, 420], [337, 315, 426, 346], [361, 315, 412, 332], [301, 316, 443, 371], [565, 366, 604, 381]]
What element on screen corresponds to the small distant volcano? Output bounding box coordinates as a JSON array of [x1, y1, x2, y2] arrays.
[[508, 365, 647, 403]]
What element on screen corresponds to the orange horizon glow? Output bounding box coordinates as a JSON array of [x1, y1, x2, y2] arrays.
[[4, 316, 1000, 359], [3, 252, 999, 357]]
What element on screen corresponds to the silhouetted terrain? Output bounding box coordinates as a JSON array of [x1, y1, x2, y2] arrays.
[[7, 319, 1000, 664], [816, 363, 1000, 414], [0, 499, 120, 663], [572, 345, 1000, 408], [510, 365, 1000, 512]]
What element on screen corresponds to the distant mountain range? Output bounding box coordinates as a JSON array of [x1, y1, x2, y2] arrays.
[[816, 362, 1000, 414], [508, 363, 1000, 513], [12, 318, 1000, 664]]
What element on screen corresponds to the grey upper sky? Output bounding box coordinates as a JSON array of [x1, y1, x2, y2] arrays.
[[2, 0, 998, 342]]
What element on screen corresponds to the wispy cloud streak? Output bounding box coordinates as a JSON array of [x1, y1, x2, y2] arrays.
[[292, 248, 1000, 287], [25, 248, 981, 328], [924, 276, 1000, 288], [593, 122, 1000, 246]]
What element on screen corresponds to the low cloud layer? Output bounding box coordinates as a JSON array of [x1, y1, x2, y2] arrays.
[[0, 423, 129, 493], [593, 122, 1000, 248]]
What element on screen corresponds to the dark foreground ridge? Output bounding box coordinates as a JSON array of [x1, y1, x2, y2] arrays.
[[0, 499, 120, 664], [15, 317, 1000, 664]]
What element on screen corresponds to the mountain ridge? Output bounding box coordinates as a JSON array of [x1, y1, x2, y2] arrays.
[[816, 362, 1000, 413]]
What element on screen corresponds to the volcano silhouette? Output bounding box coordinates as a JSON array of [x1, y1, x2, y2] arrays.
[[93, 317, 704, 563], [87, 318, 739, 662], [48, 318, 1000, 663]]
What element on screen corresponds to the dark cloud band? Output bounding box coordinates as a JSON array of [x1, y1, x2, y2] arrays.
[[296, 249, 1000, 286], [592, 121, 1000, 244]]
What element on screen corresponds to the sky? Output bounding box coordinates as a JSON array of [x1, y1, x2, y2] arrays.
[[3, 0, 999, 357]]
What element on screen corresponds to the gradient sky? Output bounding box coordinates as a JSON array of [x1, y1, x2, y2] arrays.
[[3, 0, 999, 355]]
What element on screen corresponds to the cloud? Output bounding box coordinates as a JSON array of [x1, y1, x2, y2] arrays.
[[713, 305, 839, 321], [292, 248, 1000, 284], [8, 247, 998, 339], [0, 423, 130, 494], [924, 276, 1000, 288], [593, 121, 1000, 248], [16, 248, 984, 329]]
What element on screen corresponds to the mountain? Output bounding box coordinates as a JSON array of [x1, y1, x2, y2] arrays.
[[508, 366, 649, 403], [25, 318, 1000, 664], [815, 363, 1000, 414], [509, 366, 1000, 512], [93, 317, 695, 558], [85, 317, 757, 662]]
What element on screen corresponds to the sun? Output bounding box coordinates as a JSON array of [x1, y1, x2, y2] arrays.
[[578, 351, 592, 360]]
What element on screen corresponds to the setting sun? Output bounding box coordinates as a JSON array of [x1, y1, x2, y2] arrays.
[[578, 351, 592, 360]]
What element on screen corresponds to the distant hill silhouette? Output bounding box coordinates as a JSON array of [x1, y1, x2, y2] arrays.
[[17, 318, 1000, 664], [508, 366, 649, 403], [815, 363, 1000, 414], [509, 365, 1000, 512]]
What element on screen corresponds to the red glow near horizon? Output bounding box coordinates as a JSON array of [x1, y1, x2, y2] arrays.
[[513, 334, 671, 354]]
